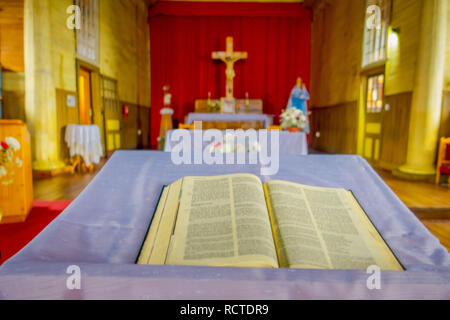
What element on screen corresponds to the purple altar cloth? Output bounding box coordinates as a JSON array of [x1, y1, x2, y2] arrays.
[[0, 151, 449, 299]]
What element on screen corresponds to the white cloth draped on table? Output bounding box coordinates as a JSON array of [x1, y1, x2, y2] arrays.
[[64, 124, 103, 166], [163, 129, 308, 155]]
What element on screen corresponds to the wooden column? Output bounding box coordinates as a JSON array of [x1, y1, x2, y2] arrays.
[[24, 0, 65, 171], [398, 0, 447, 177]]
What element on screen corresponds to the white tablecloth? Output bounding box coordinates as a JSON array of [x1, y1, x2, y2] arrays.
[[64, 124, 103, 166], [164, 129, 308, 155]]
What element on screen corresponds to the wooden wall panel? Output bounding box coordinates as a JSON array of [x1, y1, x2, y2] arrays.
[[119, 103, 151, 150], [1, 71, 25, 121], [0, 0, 24, 72], [2, 91, 25, 121], [99, 0, 150, 107], [56, 89, 79, 163], [444, 3, 450, 90], [310, 102, 358, 154], [121, 102, 139, 150], [385, 0, 422, 95], [103, 101, 151, 151], [378, 92, 412, 169], [138, 106, 150, 149], [310, 0, 365, 107], [89, 71, 106, 155]]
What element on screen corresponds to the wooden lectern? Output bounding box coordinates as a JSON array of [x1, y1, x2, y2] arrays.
[[0, 120, 33, 224]]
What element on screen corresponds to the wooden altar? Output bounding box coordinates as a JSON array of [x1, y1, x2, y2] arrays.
[[194, 99, 263, 114], [184, 112, 273, 130]]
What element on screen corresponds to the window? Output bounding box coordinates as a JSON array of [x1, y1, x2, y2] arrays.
[[366, 74, 384, 113], [76, 0, 99, 65], [362, 0, 390, 67]]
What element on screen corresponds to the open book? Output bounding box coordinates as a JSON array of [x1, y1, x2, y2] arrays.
[[137, 174, 403, 270]]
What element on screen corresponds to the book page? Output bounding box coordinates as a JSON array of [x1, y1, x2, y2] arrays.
[[265, 180, 402, 270], [166, 174, 279, 268]]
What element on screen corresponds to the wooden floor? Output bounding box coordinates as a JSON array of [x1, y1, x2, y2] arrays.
[[421, 220, 450, 251], [33, 171, 99, 201], [33, 161, 105, 201], [375, 169, 450, 252], [376, 169, 450, 218], [32, 158, 450, 252]]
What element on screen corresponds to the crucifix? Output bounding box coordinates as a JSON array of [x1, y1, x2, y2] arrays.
[[212, 37, 248, 99]]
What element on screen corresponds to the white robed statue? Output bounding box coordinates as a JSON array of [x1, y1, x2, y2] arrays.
[[286, 77, 310, 133]]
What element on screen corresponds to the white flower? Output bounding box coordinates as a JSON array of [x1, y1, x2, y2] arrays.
[[223, 143, 235, 153], [223, 133, 236, 144], [235, 144, 246, 153], [5, 137, 20, 151], [280, 107, 307, 129], [248, 141, 261, 152], [16, 158, 23, 168]]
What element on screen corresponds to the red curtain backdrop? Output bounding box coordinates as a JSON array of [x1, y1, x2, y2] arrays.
[[149, 1, 312, 148]]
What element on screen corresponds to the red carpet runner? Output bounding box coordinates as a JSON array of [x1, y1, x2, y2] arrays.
[[0, 201, 71, 266]]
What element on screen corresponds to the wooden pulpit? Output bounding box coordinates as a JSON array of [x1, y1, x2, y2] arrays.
[[0, 120, 33, 224]]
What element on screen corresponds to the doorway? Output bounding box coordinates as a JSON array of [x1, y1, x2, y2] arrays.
[[76, 60, 104, 156], [100, 75, 121, 157], [78, 67, 93, 125], [363, 73, 385, 163]]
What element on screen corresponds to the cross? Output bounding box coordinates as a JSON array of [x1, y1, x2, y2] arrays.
[[212, 37, 248, 99]]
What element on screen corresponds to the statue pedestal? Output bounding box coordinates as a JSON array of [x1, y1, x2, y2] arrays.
[[158, 108, 174, 150]]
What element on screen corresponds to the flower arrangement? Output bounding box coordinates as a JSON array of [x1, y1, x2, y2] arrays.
[[279, 108, 307, 131], [207, 100, 221, 113], [0, 137, 23, 185], [209, 133, 261, 154]]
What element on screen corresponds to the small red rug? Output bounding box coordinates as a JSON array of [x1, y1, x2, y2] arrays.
[[0, 201, 71, 266]]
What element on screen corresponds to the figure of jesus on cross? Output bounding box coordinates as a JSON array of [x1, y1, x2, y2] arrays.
[[212, 37, 248, 99]]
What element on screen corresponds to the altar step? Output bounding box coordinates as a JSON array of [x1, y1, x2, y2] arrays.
[[376, 168, 450, 220]]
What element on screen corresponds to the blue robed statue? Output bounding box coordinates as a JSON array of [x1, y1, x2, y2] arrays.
[[286, 77, 310, 133]]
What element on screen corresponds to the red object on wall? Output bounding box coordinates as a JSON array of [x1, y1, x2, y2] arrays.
[[123, 105, 129, 119], [149, 1, 312, 148]]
